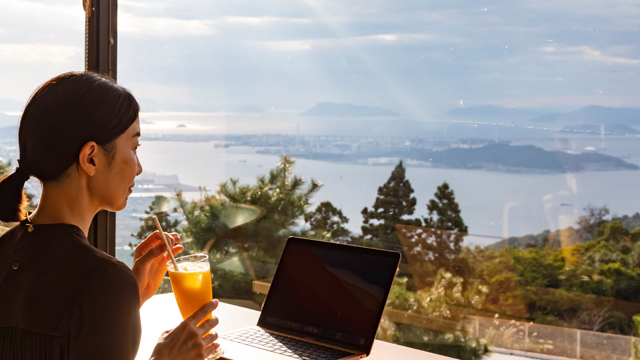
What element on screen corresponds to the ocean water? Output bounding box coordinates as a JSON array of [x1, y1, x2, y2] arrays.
[[132, 141, 640, 246]]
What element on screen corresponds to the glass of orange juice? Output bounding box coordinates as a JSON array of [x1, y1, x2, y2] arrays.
[[167, 254, 223, 359]]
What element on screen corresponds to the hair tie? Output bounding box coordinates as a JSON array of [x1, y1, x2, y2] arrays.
[[13, 165, 31, 183]]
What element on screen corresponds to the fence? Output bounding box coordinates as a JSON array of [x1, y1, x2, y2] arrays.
[[468, 316, 639, 360]]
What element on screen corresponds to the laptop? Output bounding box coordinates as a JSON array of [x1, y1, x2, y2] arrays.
[[218, 237, 401, 360]]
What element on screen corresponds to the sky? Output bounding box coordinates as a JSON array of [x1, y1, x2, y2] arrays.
[[0, 0, 639, 118]]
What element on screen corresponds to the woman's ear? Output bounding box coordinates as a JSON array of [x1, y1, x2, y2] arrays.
[[78, 141, 99, 176]]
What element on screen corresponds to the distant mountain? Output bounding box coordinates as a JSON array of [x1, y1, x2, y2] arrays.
[[397, 143, 638, 172], [0, 126, 17, 140], [488, 213, 640, 250], [302, 102, 400, 117], [487, 228, 580, 250], [0, 98, 24, 113], [446, 105, 543, 119], [560, 124, 640, 136], [0, 112, 19, 127], [531, 106, 640, 126]]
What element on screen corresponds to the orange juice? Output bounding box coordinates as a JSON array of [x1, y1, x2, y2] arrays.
[[167, 255, 213, 324]]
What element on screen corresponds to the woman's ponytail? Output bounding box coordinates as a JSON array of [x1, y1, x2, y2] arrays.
[[0, 166, 30, 222]]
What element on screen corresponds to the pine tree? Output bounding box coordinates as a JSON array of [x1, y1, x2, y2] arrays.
[[218, 154, 322, 259], [304, 201, 350, 243], [421, 181, 468, 277], [424, 182, 468, 233], [174, 155, 322, 300], [360, 160, 421, 251], [175, 189, 229, 252], [131, 195, 181, 253]]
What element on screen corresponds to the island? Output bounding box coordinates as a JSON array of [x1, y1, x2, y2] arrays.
[[270, 143, 638, 173]]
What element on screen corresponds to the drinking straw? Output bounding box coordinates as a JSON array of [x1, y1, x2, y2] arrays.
[[153, 215, 181, 272]]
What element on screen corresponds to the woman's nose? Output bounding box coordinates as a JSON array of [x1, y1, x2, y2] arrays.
[[136, 157, 143, 176]]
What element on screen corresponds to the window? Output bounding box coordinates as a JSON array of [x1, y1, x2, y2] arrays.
[[114, 2, 640, 359], [2, 1, 639, 359], [0, 0, 84, 222]]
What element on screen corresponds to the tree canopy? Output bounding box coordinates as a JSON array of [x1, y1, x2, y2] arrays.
[[360, 160, 421, 250]]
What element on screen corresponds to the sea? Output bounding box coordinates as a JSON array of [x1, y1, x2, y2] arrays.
[[130, 141, 640, 243]]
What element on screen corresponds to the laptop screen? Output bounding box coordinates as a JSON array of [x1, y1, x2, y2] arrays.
[[257, 237, 401, 355]]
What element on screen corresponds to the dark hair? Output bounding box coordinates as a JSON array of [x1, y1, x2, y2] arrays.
[[0, 71, 140, 222]]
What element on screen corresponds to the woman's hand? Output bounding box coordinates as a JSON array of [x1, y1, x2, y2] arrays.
[[151, 300, 221, 360], [132, 230, 184, 306]]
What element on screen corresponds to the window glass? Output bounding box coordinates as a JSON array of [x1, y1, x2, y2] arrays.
[[117, 1, 640, 359], [0, 0, 84, 229]]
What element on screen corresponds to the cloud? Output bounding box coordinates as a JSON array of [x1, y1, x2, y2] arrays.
[[119, 0, 151, 8], [0, 43, 81, 63], [221, 16, 312, 24], [119, 11, 216, 37], [542, 45, 639, 65], [121, 81, 197, 107], [261, 33, 452, 51]]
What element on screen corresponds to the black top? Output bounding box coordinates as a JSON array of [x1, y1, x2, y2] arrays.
[[0, 219, 141, 360]]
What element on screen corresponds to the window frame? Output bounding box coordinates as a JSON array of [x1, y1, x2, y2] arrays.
[[84, 0, 118, 255]]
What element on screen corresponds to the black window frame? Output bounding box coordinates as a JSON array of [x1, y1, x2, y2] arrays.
[[84, 0, 118, 255]]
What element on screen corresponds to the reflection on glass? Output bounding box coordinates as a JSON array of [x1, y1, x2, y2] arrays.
[[108, 1, 640, 359]]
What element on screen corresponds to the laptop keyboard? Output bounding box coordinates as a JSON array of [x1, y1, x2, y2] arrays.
[[220, 328, 355, 360]]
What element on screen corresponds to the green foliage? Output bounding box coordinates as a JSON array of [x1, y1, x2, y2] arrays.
[[421, 181, 469, 278], [0, 158, 10, 178], [218, 154, 322, 260], [132, 195, 181, 241], [207, 247, 275, 300], [571, 221, 640, 302], [576, 205, 610, 242], [613, 212, 640, 231], [424, 182, 468, 233], [130, 195, 182, 255], [360, 160, 421, 251], [461, 247, 529, 318], [144, 155, 324, 302], [176, 190, 230, 252], [303, 201, 350, 242], [505, 246, 564, 289], [386, 272, 488, 360]]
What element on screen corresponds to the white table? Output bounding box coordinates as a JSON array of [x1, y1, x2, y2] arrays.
[[137, 293, 453, 360]]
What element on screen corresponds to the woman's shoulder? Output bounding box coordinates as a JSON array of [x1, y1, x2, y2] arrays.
[[6, 220, 137, 295], [60, 231, 137, 294], [0, 221, 23, 245], [82, 242, 137, 290]]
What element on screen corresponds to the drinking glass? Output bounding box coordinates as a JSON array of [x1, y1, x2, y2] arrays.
[[167, 254, 223, 359]]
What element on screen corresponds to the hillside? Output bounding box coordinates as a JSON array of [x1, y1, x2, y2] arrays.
[[428, 144, 638, 172], [487, 228, 580, 250], [0, 126, 17, 140], [392, 143, 638, 172], [302, 102, 400, 117]]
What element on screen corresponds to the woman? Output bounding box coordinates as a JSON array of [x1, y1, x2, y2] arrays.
[[0, 72, 220, 360]]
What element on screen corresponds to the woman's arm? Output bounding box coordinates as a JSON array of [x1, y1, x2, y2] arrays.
[[69, 264, 141, 360], [132, 231, 183, 306]]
